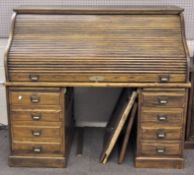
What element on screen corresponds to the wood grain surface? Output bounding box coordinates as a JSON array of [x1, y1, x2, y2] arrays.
[[6, 8, 188, 83]]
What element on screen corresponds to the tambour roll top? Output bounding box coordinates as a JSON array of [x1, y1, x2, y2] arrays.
[[5, 6, 189, 84]]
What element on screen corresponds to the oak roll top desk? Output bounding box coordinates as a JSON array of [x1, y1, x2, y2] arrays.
[[4, 6, 191, 169]]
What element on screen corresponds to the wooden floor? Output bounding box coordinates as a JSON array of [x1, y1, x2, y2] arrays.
[[0, 128, 194, 175]]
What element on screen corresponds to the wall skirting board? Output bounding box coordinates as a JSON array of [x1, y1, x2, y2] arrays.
[[0, 38, 194, 125]]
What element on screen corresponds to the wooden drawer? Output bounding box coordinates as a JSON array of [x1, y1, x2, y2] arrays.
[[141, 107, 183, 125], [12, 141, 62, 155], [9, 91, 61, 105], [141, 126, 182, 140], [141, 92, 185, 107], [12, 122, 62, 142], [140, 141, 182, 156], [10, 108, 62, 122]]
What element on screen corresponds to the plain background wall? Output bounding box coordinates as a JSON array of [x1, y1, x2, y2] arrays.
[[0, 0, 194, 125], [0, 39, 8, 125], [0, 0, 194, 39]]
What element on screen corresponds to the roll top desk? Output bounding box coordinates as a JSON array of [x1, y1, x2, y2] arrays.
[[4, 6, 190, 169]]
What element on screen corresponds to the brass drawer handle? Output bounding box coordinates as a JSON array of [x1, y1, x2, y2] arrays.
[[29, 74, 39, 81], [30, 95, 40, 103], [32, 130, 42, 137], [156, 147, 166, 154], [31, 113, 42, 121], [157, 114, 168, 122], [158, 97, 168, 105], [159, 75, 169, 83], [156, 129, 166, 139], [33, 146, 42, 153]]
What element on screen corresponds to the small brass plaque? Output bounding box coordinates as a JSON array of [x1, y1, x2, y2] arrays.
[[89, 75, 104, 82]]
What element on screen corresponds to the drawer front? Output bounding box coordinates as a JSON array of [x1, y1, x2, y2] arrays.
[[141, 127, 182, 140], [142, 92, 185, 107], [12, 141, 62, 155], [12, 124, 62, 141], [9, 91, 60, 105], [9, 73, 186, 83], [10, 109, 61, 122], [141, 108, 183, 125], [140, 141, 182, 156]]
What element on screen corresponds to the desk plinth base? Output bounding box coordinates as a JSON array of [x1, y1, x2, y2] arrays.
[[135, 157, 184, 169], [9, 155, 67, 168]]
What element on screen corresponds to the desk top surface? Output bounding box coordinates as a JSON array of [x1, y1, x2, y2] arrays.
[[14, 6, 184, 15]]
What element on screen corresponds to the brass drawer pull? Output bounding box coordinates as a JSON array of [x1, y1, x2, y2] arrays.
[[156, 129, 166, 139], [30, 95, 40, 103], [157, 114, 168, 122], [156, 147, 166, 154], [159, 75, 169, 83], [29, 74, 39, 81], [31, 113, 42, 121], [33, 146, 42, 153], [32, 130, 42, 137], [158, 97, 168, 105]]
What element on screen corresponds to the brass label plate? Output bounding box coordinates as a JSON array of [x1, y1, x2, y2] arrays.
[[89, 76, 105, 82]]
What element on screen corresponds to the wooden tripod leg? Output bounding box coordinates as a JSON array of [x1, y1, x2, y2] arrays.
[[76, 127, 84, 157], [118, 103, 137, 164]]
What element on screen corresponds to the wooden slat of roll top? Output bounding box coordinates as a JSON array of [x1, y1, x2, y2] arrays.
[[8, 66, 186, 70], [8, 59, 186, 63], [8, 12, 187, 83], [8, 70, 186, 74], [8, 61, 187, 67], [9, 66, 186, 71]]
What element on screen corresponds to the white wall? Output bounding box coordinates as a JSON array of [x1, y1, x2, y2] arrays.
[[188, 41, 194, 56], [0, 39, 8, 125], [0, 38, 194, 125], [1, 0, 194, 40]]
